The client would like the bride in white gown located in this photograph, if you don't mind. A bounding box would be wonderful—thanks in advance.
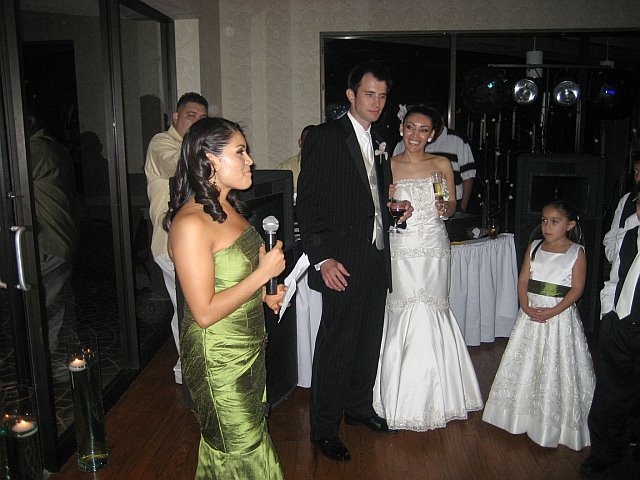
[373,104,483,431]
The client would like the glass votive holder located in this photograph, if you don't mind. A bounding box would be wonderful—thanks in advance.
[1,384,43,479]
[67,335,109,472]
[488,218,500,239]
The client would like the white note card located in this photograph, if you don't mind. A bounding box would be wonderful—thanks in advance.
[278,253,311,322]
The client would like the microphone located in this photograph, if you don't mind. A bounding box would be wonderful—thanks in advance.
[262,216,280,295]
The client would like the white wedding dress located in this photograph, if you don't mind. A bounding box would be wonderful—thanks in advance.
[482,240,595,450]
[373,178,483,431]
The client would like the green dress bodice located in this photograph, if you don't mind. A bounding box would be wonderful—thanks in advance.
[181,226,283,479]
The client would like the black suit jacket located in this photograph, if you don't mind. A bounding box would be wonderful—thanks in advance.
[297,114,392,293]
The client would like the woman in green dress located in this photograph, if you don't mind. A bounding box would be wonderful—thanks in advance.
[164,117,286,479]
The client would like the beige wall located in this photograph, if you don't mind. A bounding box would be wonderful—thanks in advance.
[174,19,202,98]
[147,0,222,116]
[149,0,640,168]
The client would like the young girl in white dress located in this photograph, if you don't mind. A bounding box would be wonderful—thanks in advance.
[482,200,595,450]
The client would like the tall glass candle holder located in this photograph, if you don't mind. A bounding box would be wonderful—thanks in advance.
[0,394,8,480]
[67,336,109,472]
[1,385,42,480]
[0,426,8,480]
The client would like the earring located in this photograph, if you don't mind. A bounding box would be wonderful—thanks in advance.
[400,131,404,137]
[212,170,217,188]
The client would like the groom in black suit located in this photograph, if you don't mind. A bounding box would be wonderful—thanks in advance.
[297,61,410,461]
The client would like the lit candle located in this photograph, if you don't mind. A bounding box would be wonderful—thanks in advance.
[11,419,38,437]
[68,358,87,372]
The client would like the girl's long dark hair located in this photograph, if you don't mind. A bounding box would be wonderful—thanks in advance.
[163,117,249,231]
[545,199,582,244]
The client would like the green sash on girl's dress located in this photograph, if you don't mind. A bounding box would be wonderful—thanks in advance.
[527,279,570,298]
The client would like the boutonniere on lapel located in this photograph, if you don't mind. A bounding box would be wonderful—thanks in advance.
[374,141,388,164]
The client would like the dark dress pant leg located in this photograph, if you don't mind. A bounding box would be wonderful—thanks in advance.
[588,312,640,462]
[310,247,386,441]
[344,249,386,417]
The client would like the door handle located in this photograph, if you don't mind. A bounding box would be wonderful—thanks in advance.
[10,225,31,291]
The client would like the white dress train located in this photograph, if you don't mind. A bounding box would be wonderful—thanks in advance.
[373,178,483,431]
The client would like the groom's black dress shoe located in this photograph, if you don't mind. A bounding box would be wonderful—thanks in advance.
[313,436,351,461]
[579,455,618,476]
[344,413,396,433]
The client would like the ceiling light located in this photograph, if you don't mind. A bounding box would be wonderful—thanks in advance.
[512,78,539,105]
[552,79,580,107]
[590,69,633,119]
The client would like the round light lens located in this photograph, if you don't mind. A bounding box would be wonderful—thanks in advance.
[512,79,538,105]
[553,80,580,106]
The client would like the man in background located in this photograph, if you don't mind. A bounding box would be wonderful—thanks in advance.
[27,102,77,359]
[582,222,640,476]
[276,124,315,195]
[600,154,640,317]
[144,92,208,384]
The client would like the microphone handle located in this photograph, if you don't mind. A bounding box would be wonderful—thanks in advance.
[265,231,278,295]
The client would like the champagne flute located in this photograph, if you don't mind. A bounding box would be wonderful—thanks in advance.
[431,171,448,220]
[388,198,405,234]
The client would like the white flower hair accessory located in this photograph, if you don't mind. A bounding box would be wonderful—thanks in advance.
[375,141,388,163]
[397,104,407,123]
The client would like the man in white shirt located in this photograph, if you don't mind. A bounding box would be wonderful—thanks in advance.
[582,223,640,475]
[600,155,640,317]
[144,92,208,384]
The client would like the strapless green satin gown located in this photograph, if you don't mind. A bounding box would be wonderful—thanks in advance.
[181,227,284,479]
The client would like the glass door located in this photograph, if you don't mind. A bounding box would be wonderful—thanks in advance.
[1,0,174,471]
[117,2,176,366]
[1,1,58,470]
[1,0,127,469]
[0,24,26,407]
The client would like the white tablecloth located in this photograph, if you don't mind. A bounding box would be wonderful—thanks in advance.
[449,233,519,346]
[294,233,519,385]
[294,271,322,387]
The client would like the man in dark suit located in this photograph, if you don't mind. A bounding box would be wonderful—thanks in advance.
[581,221,640,476]
[297,61,410,461]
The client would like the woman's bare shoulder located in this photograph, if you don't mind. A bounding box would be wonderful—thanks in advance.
[169,205,217,249]
[172,203,208,228]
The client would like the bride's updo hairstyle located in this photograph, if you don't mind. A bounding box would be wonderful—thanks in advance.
[402,104,443,138]
[163,117,249,231]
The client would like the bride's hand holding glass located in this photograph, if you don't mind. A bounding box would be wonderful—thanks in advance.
[435,198,451,219]
[431,171,450,220]
[387,199,413,233]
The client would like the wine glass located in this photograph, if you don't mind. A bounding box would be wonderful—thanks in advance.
[388,199,406,233]
[431,171,448,220]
